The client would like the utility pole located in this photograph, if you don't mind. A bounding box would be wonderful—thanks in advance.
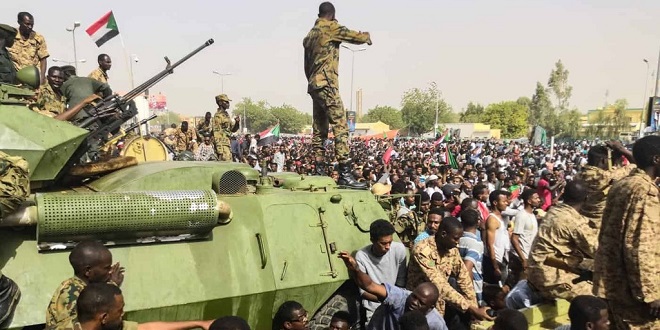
[640,59,650,136]
[655,46,660,97]
[341,45,366,112]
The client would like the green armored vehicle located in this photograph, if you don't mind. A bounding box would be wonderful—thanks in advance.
[0,40,386,330]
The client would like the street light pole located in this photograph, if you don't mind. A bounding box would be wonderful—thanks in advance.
[129,54,139,89]
[65,22,81,71]
[640,59,650,136]
[212,71,232,93]
[341,45,366,112]
[655,46,660,97]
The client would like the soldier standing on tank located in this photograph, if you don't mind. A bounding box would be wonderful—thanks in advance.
[212,94,240,161]
[87,54,111,84]
[0,151,29,325]
[0,24,18,85]
[303,2,371,189]
[7,12,48,85]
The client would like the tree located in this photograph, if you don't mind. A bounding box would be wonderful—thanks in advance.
[152,111,182,128]
[547,59,573,112]
[607,99,631,138]
[362,105,405,129]
[270,104,309,134]
[482,101,529,138]
[459,102,484,123]
[530,82,554,128]
[400,83,453,135]
[233,98,275,133]
[556,109,582,138]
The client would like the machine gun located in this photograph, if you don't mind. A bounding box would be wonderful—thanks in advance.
[59,39,214,179]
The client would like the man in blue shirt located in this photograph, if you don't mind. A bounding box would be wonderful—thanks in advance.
[338,252,448,330]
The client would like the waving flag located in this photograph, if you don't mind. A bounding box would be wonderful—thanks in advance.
[86,11,119,47]
[382,147,394,165]
[258,124,280,146]
[446,148,459,169]
[433,129,450,146]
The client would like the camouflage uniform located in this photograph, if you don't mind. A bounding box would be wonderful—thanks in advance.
[30,82,65,116]
[407,237,478,314]
[45,277,135,330]
[46,276,86,328]
[527,203,597,301]
[162,127,177,148]
[593,169,660,330]
[196,121,213,140]
[7,30,48,70]
[212,110,238,161]
[303,17,371,160]
[174,128,197,153]
[394,206,425,249]
[87,67,108,84]
[576,164,635,226]
[0,151,30,218]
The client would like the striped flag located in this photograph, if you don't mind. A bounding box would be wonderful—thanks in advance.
[86,11,120,47]
[433,129,450,146]
[257,124,280,146]
[446,148,459,169]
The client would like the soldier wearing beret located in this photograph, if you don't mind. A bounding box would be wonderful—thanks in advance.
[212,94,240,161]
[0,24,18,84]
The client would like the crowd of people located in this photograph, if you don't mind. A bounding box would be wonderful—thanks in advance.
[155,120,659,330]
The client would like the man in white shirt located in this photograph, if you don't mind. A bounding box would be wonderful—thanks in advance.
[510,189,541,284]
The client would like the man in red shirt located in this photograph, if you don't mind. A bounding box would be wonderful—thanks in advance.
[537,170,564,211]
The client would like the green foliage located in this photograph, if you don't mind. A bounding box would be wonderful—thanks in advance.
[585,99,631,139]
[152,111,182,128]
[530,82,554,129]
[548,59,573,111]
[556,109,582,139]
[233,98,275,133]
[233,98,310,134]
[362,105,405,129]
[400,83,453,135]
[482,101,529,138]
[270,104,310,134]
[459,102,485,123]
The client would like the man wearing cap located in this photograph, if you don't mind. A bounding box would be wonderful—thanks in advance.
[212,94,240,161]
[8,12,48,84]
[303,2,371,189]
[0,24,18,84]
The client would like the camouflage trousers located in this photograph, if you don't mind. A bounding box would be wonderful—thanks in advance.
[215,144,231,162]
[309,87,349,161]
[0,151,30,218]
[608,302,660,330]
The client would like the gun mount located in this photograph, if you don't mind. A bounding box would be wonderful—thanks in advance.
[61,39,214,180]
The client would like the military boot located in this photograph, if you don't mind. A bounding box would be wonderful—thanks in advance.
[0,275,20,325]
[337,160,367,189]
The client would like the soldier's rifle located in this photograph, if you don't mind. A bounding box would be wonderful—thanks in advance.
[60,39,214,175]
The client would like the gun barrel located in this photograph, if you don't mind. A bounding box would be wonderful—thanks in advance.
[122,39,215,101]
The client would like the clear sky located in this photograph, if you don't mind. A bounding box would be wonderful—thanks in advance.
[4,0,660,117]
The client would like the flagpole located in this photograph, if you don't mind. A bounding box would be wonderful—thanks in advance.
[118,31,134,90]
